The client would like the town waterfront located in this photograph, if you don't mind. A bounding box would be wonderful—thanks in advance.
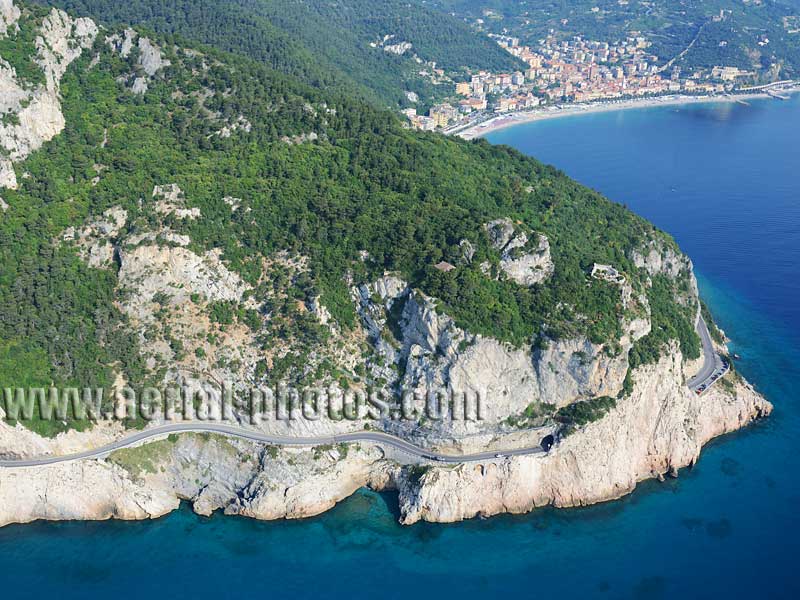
[455,87,799,139]
[1,96,799,599]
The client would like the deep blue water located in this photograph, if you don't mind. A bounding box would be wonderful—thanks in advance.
[2,97,799,599]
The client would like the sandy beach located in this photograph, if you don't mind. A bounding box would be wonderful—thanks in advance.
[454,87,799,140]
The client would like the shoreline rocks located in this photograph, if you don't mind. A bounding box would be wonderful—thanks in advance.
[0,347,771,527]
[395,349,771,524]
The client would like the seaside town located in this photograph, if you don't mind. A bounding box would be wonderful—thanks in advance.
[402,27,761,132]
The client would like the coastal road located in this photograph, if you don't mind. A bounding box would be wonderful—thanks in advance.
[688,315,729,394]
[0,422,548,469]
[0,317,725,469]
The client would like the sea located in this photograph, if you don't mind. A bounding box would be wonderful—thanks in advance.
[1,95,799,599]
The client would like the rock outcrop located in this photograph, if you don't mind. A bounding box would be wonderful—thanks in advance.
[106,28,170,95]
[396,348,771,524]
[0,460,179,527]
[354,272,648,431]
[0,3,97,190]
[224,448,383,520]
[63,206,127,268]
[152,184,201,219]
[0,0,20,37]
[484,218,554,285]
[118,245,247,310]
[632,239,686,279]
[0,159,15,189]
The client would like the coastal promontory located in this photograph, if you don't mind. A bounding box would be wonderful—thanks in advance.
[0,1,771,526]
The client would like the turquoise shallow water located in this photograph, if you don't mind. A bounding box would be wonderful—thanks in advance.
[2,96,799,599]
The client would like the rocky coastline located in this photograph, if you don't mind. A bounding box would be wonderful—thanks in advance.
[0,345,771,527]
[0,1,773,528]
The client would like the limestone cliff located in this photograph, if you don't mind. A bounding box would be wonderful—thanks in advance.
[0,460,178,527]
[0,5,97,190]
[0,0,21,37]
[395,348,770,524]
[484,218,554,286]
[0,344,771,527]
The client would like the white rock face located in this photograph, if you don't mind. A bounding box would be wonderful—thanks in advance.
[65,206,128,268]
[0,0,20,37]
[118,245,247,312]
[137,37,170,76]
[36,8,98,90]
[281,131,317,145]
[106,29,170,95]
[0,7,97,188]
[485,217,515,252]
[130,76,148,95]
[223,196,241,211]
[0,58,27,114]
[535,338,626,407]
[106,28,137,58]
[0,460,179,527]
[217,115,252,139]
[0,158,15,189]
[225,451,381,520]
[447,338,538,419]
[112,236,258,383]
[152,184,201,219]
[484,218,554,285]
[397,348,772,524]
[384,42,413,55]
[355,274,646,429]
[632,239,686,279]
[501,235,553,285]
[4,91,65,158]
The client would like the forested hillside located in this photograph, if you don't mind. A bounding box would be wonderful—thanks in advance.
[0,2,700,435]
[35,0,523,107]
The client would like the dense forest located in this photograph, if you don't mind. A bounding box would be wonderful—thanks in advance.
[35,0,524,108]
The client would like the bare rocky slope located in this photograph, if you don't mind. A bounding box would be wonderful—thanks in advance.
[0,2,772,526]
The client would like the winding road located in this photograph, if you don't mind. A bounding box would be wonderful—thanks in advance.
[0,422,548,468]
[687,315,729,394]
[0,317,723,469]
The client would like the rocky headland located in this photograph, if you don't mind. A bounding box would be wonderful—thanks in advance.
[0,1,772,527]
